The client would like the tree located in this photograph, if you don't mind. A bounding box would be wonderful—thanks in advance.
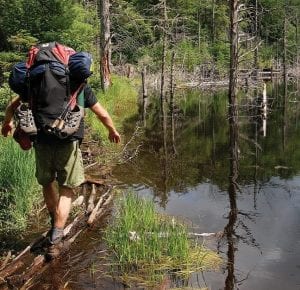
[98,0,112,90]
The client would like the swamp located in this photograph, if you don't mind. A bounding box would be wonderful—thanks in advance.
[1,0,300,289]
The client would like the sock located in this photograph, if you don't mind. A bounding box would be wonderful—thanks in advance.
[50,227,64,245]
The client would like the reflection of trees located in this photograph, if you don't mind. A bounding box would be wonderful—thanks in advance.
[117,84,300,204]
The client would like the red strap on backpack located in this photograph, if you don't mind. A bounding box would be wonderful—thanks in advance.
[26,42,75,68]
[52,43,75,65]
[26,46,40,68]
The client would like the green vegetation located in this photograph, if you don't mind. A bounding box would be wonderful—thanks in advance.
[1,0,299,80]
[104,193,221,287]
[87,75,138,143]
[0,138,40,234]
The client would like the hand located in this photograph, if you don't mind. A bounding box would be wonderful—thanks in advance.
[108,130,121,143]
[1,122,13,137]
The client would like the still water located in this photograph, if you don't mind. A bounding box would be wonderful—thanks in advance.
[113,83,300,290]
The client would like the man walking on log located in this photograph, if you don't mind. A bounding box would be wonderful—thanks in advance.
[1,43,120,259]
[2,87,120,258]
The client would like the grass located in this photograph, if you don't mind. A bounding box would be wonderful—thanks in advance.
[86,74,139,164]
[86,74,138,144]
[0,137,40,234]
[104,193,221,287]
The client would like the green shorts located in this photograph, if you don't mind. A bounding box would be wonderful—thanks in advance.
[34,141,85,188]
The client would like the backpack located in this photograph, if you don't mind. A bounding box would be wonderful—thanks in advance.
[9,42,92,140]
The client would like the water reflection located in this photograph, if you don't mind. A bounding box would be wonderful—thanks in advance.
[224,84,239,290]
[114,83,300,289]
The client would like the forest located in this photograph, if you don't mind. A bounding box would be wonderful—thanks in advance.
[0,0,300,82]
[0,0,300,289]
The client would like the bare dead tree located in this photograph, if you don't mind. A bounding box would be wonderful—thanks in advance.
[160,0,168,106]
[226,4,240,288]
[98,0,112,91]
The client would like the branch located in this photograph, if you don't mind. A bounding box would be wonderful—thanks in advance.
[238,41,262,60]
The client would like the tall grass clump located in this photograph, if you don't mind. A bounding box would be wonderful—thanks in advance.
[86,75,138,145]
[104,193,221,287]
[0,137,40,234]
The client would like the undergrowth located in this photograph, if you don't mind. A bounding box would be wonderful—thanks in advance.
[86,74,139,163]
[104,193,221,287]
[0,137,40,234]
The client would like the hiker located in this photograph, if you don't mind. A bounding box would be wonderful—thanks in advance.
[2,89,120,258]
[1,43,121,259]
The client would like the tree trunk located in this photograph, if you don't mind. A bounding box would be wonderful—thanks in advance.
[228,0,239,124]
[226,1,239,287]
[212,0,216,44]
[254,0,259,70]
[141,67,148,126]
[160,0,168,106]
[98,0,112,91]
[169,51,176,154]
[198,8,201,52]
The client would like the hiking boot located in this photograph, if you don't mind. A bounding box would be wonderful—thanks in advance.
[46,241,64,260]
[45,227,64,260]
[58,105,84,138]
[15,103,37,136]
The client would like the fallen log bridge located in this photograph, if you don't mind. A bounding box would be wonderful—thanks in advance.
[0,183,114,289]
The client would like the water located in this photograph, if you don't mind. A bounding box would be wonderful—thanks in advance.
[2,83,300,290]
[113,83,300,290]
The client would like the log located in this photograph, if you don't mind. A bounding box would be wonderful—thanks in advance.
[87,187,112,225]
[89,195,113,225]
[0,251,11,271]
[72,195,85,207]
[6,230,85,288]
[83,176,106,186]
[1,184,114,288]
[84,161,98,170]
[87,184,96,213]
[0,260,24,282]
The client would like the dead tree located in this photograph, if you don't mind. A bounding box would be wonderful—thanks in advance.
[141,67,148,126]
[98,0,112,91]
[160,0,168,106]
[225,3,240,288]
[229,0,239,121]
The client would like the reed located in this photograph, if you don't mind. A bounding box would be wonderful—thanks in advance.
[104,193,221,287]
[0,137,40,233]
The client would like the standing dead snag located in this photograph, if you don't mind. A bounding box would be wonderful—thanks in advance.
[98,0,112,91]
[141,67,148,126]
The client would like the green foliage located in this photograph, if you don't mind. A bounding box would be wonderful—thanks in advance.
[175,40,201,72]
[104,192,221,286]
[0,84,13,113]
[59,4,98,52]
[1,0,299,73]
[8,30,38,52]
[86,75,138,145]
[0,137,40,233]
[111,0,155,64]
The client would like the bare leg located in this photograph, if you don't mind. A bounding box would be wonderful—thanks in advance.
[54,186,74,229]
[43,181,59,222]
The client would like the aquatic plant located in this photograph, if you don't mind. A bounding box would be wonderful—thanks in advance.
[104,193,221,287]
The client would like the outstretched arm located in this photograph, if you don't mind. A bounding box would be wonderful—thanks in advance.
[1,96,21,137]
[89,102,121,143]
